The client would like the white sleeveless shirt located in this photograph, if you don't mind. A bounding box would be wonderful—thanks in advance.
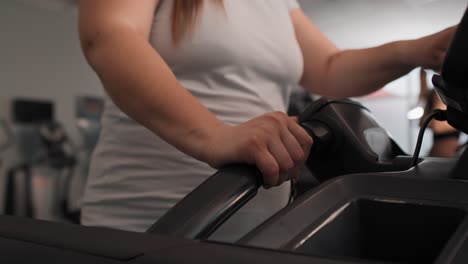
[81,0,303,241]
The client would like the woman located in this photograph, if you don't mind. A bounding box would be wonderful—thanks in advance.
[78,0,456,240]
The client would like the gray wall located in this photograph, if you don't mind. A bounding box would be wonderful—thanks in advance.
[0,0,103,139]
[301,0,467,48]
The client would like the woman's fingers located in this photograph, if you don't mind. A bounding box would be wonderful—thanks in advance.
[287,116,314,159]
[210,112,314,188]
[286,117,314,179]
[279,128,305,179]
[254,149,280,188]
[281,125,305,163]
[253,113,313,187]
[267,140,294,184]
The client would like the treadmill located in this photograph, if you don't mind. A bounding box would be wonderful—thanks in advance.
[1,6,468,264]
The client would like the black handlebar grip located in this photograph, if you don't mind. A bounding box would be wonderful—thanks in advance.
[146,165,262,240]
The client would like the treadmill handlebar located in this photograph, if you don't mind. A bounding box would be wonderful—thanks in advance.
[146,117,330,240]
[146,99,397,239]
[146,164,262,239]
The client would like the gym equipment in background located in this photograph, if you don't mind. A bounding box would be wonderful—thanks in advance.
[4,99,78,223]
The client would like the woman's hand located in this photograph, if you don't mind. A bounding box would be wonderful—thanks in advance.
[201,112,313,188]
[402,26,457,71]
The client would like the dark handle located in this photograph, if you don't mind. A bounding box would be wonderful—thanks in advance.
[146,165,262,240]
[146,113,331,240]
[301,121,332,155]
[146,119,329,240]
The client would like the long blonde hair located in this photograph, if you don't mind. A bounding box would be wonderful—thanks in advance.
[171,0,223,45]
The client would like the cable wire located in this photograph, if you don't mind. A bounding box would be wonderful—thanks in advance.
[412,109,447,167]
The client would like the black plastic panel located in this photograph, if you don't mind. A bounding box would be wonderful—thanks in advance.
[239,158,468,264]
[299,98,408,182]
[297,199,465,263]
[0,215,189,260]
[0,237,121,264]
[432,6,468,134]
[0,215,367,264]
[132,240,362,264]
[442,6,468,112]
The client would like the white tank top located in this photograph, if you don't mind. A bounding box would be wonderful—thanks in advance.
[81,0,303,241]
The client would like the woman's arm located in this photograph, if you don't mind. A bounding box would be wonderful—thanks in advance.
[290,9,456,98]
[79,0,223,161]
[78,0,312,187]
